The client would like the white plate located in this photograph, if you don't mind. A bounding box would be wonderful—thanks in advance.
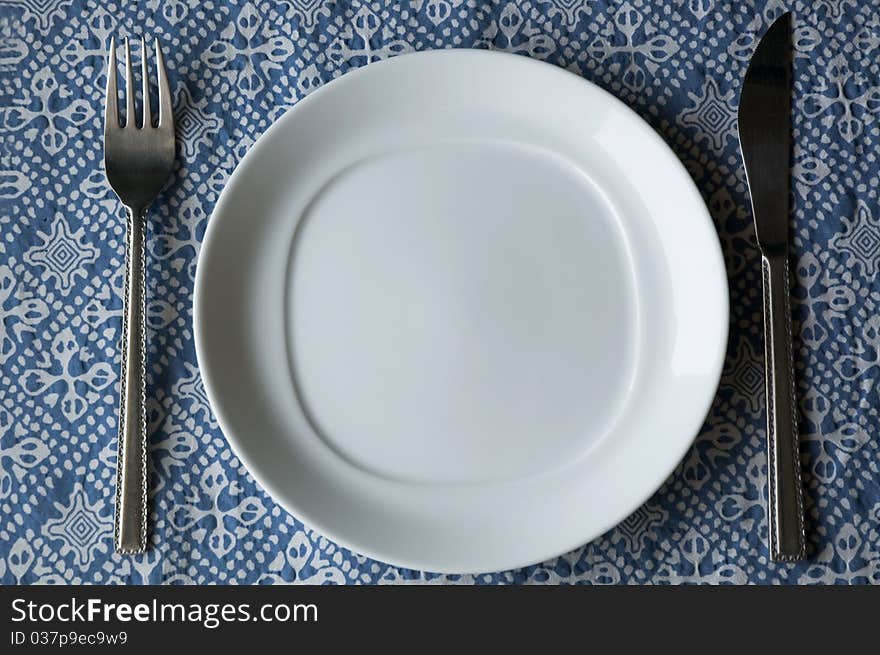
[194,50,728,573]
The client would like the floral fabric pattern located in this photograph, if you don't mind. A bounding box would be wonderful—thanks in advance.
[1,0,878,584]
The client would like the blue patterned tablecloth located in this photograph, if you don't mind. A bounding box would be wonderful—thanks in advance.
[1,0,878,584]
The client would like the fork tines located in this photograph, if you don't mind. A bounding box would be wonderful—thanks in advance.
[104,36,173,132]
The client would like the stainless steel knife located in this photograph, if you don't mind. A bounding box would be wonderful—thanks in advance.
[738,11,806,561]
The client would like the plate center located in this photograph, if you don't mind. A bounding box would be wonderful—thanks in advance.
[287,141,637,484]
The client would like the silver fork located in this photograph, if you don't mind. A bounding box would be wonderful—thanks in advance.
[103,36,175,553]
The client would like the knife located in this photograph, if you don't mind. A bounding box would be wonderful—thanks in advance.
[737,11,806,561]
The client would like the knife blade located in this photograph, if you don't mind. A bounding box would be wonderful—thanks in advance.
[737,11,806,562]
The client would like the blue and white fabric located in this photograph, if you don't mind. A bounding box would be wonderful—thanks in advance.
[0,0,878,584]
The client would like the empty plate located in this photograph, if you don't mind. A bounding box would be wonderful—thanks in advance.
[194,50,728,573]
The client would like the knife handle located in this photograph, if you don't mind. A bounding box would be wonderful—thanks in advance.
[761,251,806,561]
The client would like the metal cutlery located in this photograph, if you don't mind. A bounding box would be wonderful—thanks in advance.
[737,12,806,561]
[103,36,175,553]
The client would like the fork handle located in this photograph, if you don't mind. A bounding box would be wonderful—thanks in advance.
[115,206,148,553]
[761,251,806,561]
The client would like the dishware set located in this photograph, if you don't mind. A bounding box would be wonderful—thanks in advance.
[102,14,804,571]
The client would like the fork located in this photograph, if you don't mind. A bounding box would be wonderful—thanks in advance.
[103,36,175,553]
